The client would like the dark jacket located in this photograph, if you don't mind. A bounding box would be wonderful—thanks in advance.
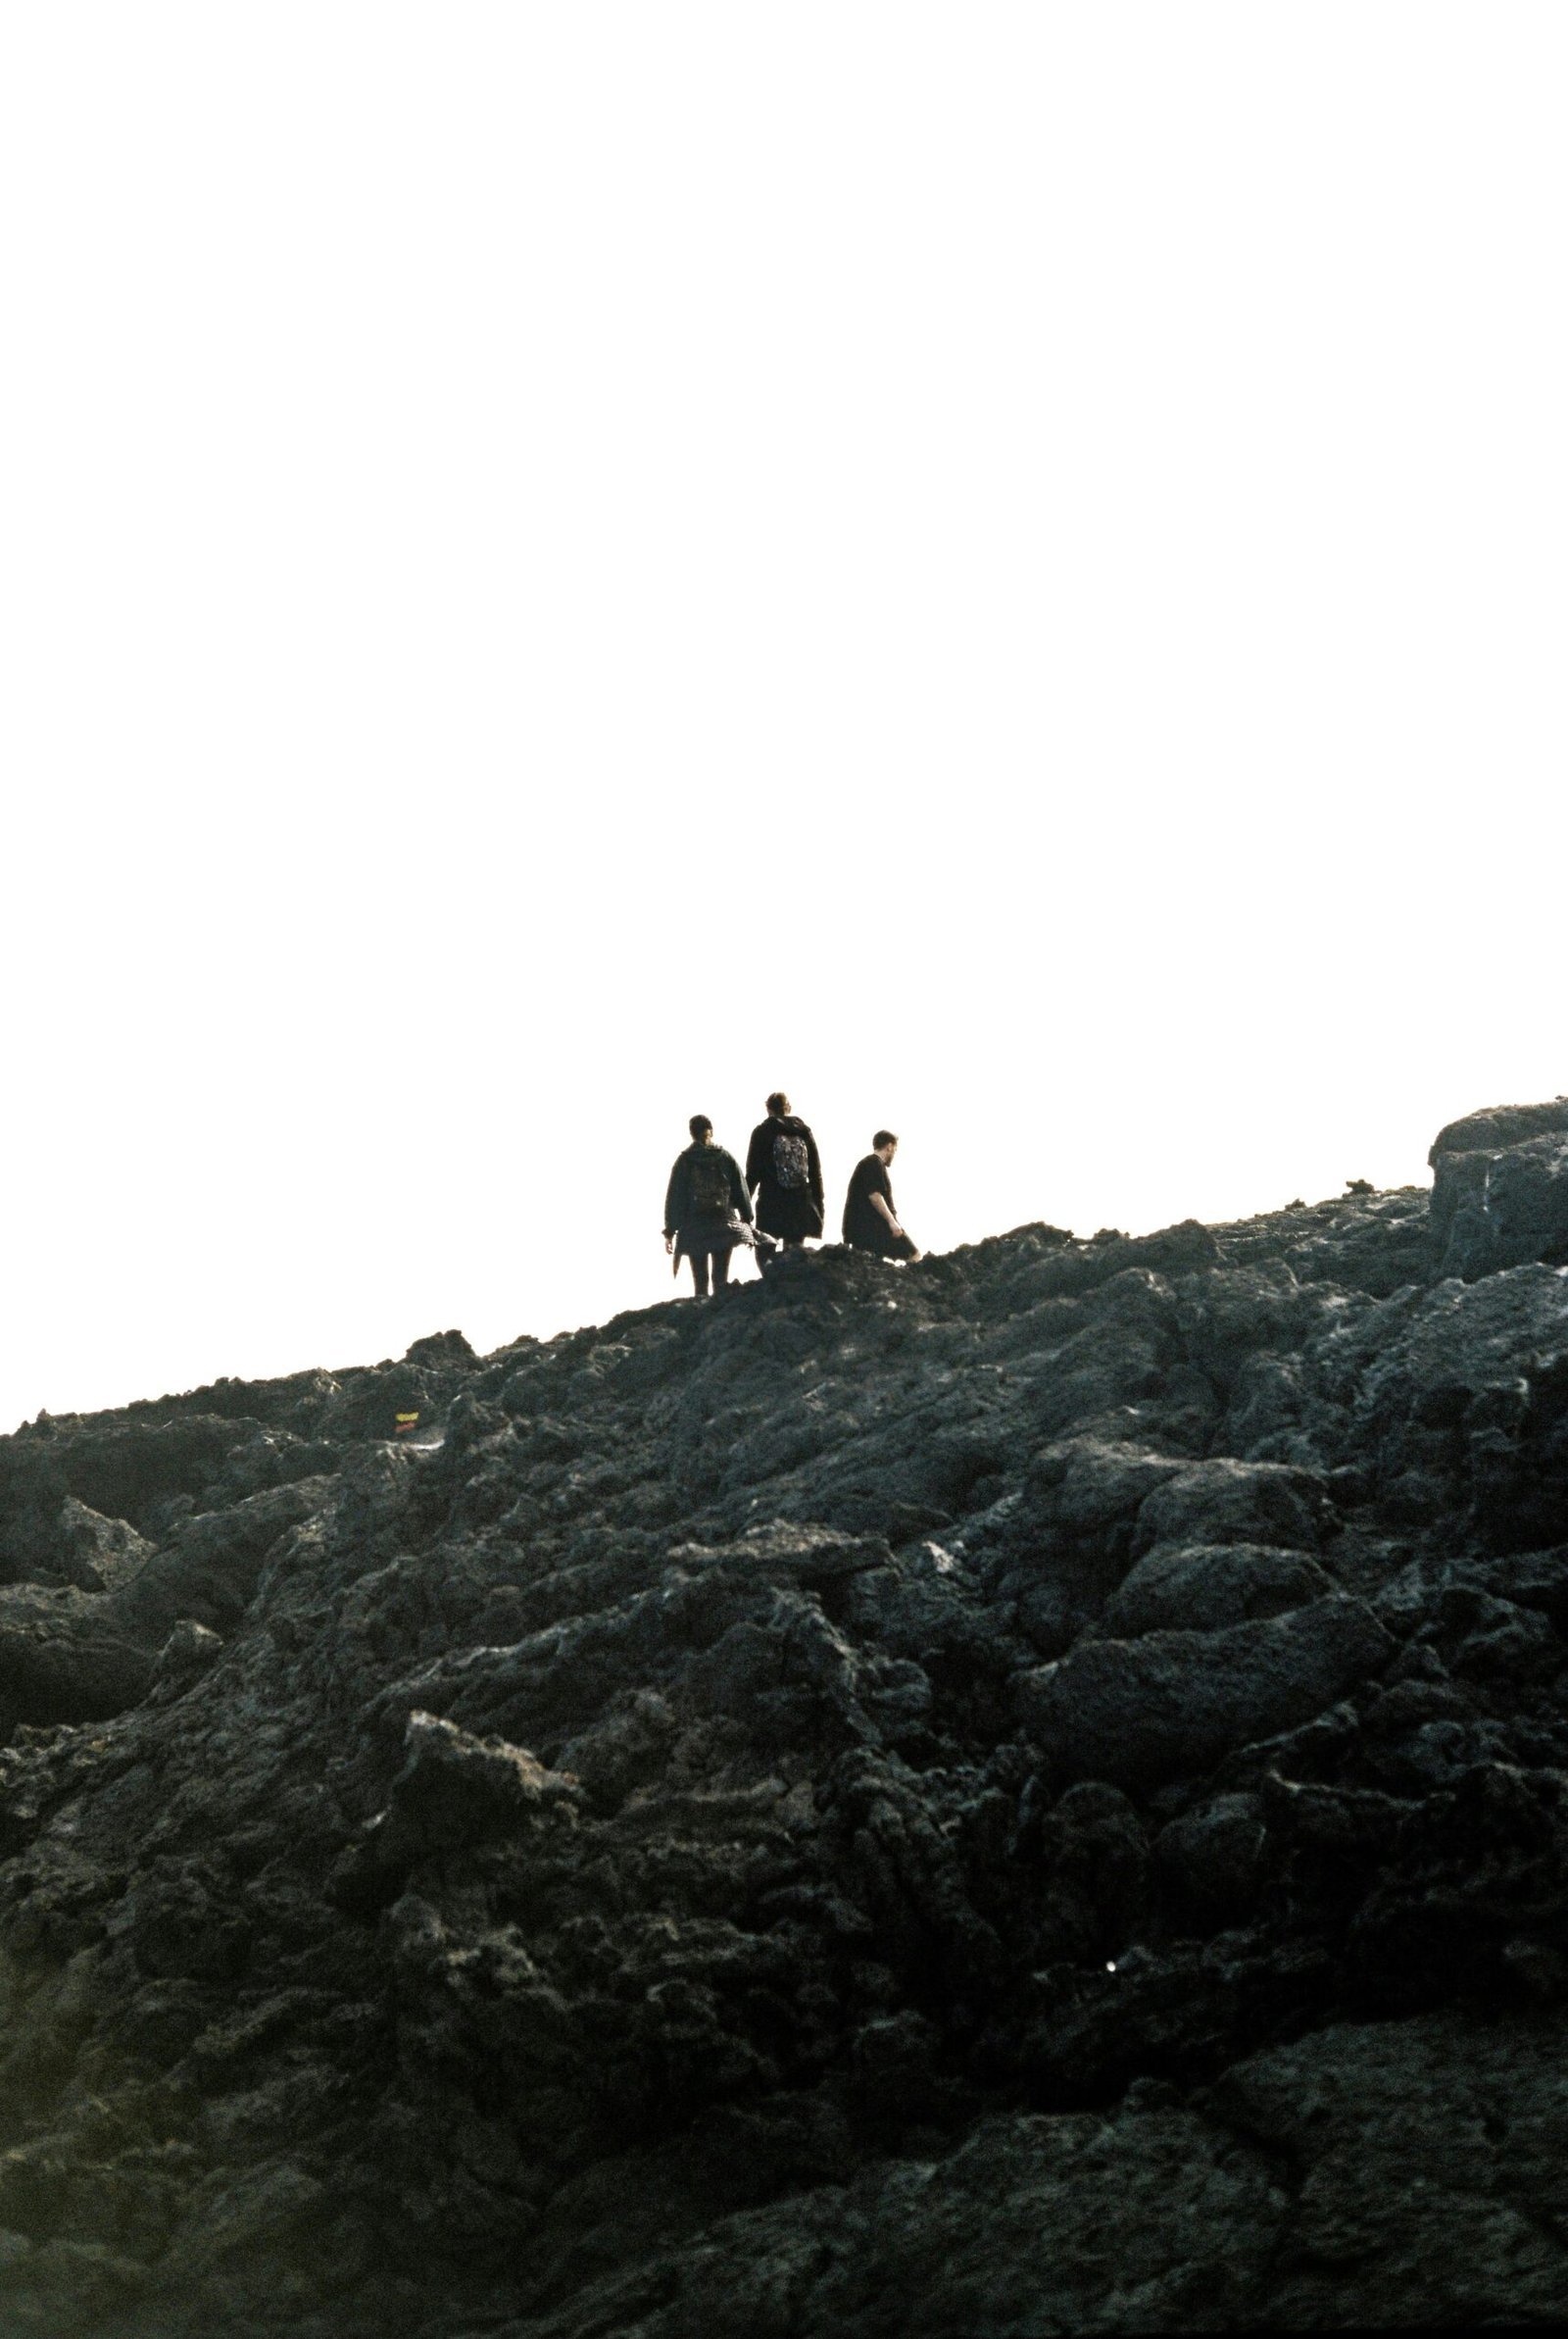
[664,1142,752,1258]
[746,1115,825,1241]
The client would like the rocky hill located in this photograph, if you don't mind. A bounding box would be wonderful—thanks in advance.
[2,1100,1568,2335]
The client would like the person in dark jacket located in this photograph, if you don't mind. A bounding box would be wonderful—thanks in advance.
[664,1116,753,1297]
[843,1130,922,1262]
[746,1092,825,1252]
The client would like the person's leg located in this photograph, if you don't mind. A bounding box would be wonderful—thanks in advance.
[711,1247,732,1293]
[869,1228,920,1264]
[688,1251,711,1297]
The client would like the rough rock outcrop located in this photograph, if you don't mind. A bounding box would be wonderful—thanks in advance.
[0,1117,1567,2333]
[1430,1096,1568,1278]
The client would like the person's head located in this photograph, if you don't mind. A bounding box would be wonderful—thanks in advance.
[873,1129,898,1163]
[765,1091,791,1118]
[689,1115,713,1145]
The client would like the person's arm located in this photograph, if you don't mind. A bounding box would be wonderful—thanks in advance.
[869,1189,905,1237]
[663,1158,685,1247]
[727,1152,754,1222]
[807,1126,824,1212]
[869,1164,904,1236]
[745,1126,765,1198]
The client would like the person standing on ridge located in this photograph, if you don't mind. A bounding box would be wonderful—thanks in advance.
[664,1116,753,1298]
[843,1130,922,1263]
[746,1091,825,1255]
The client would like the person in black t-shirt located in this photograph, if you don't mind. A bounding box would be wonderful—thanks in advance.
[843,1131,921,1262]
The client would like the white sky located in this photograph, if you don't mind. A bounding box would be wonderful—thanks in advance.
[2,5,1565,1431]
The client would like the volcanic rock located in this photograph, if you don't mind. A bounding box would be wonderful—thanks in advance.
[2,1120,1568,2331]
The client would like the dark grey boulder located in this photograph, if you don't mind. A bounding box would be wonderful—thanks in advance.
[1105,1543,1336,1638]
[1020,1439,1186,1565]
[333,1710,582,1909]
[1133,1456,1333,1555]
[1017,1595,1396,1788]
[1432,1097,1568,1161]
[1438,1131,1568,1279]
[1429,1099,1568,1277]
[461,2012,1568,2339]
[1206,2010,1568,2332]
[669,1518,893,1586]
[49,1498,153,1593]
[1153,1790,1270,1921]
[0,1581,157,1731]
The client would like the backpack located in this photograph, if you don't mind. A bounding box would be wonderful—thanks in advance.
[772,1129,810,1191]
[687,1148,731,1216]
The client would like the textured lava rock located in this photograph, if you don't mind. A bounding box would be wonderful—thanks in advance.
[2,1123,1568,2333]
[1105,1544,1336,1637]
[1016,1595,1395,1789]
[1430,1097,1568,1278]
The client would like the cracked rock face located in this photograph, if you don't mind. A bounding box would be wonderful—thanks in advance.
[2,1119,1568,2333]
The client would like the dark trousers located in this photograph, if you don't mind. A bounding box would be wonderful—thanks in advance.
[688,1248,733,1298]
[851,1229,918,1263]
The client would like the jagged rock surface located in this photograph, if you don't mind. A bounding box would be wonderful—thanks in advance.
[2,1119,1568,2332]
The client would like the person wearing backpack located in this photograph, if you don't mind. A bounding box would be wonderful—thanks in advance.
[663,1116,754,1297]
[746,1092,825,1253]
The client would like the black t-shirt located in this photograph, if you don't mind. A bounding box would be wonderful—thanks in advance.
[843,1153,894,1247]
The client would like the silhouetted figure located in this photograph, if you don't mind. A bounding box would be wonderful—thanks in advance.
[664,1116,752,1298]
[746,1091,825,1253]
[843,1130,922,1263]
